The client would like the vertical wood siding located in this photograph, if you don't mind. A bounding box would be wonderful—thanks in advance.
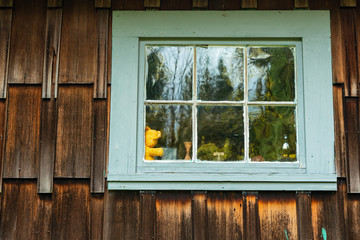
[0,0,359,239]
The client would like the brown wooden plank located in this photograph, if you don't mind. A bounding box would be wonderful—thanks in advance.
[59,0,97,84]
[257,0,293,10]
[145,0,160,8]
[345,98,360,193]
[192,191,208,240]
[208,0,241,10]
[294,0,308,8]
[103,191,140,239]
[0,9,12,98]
[4,86,41,178]
[38,99,57,193]
[90,194,104,240]
[330,0,346,84]
[107,14,112,84]
[91,100,107,193]
[0,101,7,192]
[311,190,346,239]
[258,192,297,240]
[340,0,356,7]
[243,192,260,240]
[140,191,156,240]
[55,85,92,178]
[309,0,329,10]
[343,181,360,239]
[0,180,19,239]
[242,0,257,8]
[47,0,62,7]
[193,0,208,8]
[156,191,192,240]
[206,192,243,240]
[333,84,347,177]
[160,0,192,10]
[111,0,144,10]
[42,8,62,99]
[341,8,358,97]
[36,194,53,240]
[296,192,313,240]
[0,0,12,7]
[95,0,111,8]
[52,179,90,240]
[94,9,109,99]
[8,0,46,84]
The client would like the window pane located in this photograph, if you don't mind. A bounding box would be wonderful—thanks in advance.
[146,46,193,100]
[197,106,244,161]
[197,47,244,101]
[248,47,295,102]
[249,106,296,162]
[146,105,192,160]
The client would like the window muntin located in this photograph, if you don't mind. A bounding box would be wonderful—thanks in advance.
[143,42,298,163]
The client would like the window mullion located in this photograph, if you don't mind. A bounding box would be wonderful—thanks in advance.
[244,47,249,163]
[193,46,197,162]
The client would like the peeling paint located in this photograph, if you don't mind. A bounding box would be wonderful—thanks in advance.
[322,228,327,240]
[284,229,289,240]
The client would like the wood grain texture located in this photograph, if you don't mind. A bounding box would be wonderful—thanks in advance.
[342,179,360,240]
[59,0,97,84]
[0,0,12,7]
[47,0,62,7]
[4,86,41,178]
[208,0,241,10]
[52,179,90,240]
[140,191,156,240]
[38,99,57,193]
[42,8,62,99]
[193,0,208,8]
[294,0,308,8]
[0,9,11,98]
[0,101,6,192]
[192,191,208,240]
[340,0,356,7]
[8,0,46,84]
[341,8,358,96]
[90,194,104,240]
[111,0,144,10]
[156,191,192,240]
[242,0,257,9]
[345,98,360,193]
[333,84,347,177]
[207,192,243,240]
[95,0,111,8]
[243,192,260,240]
[258,192,297,240]
[94,9,109,98]
[160,0,192,10]
[144,0,160,8]
[296,192,313,239]
[103,191,140,239]
[55,85,92,178]
[91,100,107,193]
[308,0,330,10]
[257,0,293,10]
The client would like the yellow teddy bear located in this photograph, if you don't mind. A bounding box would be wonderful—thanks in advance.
[145,126,164,160]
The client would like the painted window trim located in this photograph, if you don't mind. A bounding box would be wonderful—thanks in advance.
[108,11,336,191]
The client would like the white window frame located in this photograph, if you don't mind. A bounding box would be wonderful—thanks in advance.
[108,11,336,191]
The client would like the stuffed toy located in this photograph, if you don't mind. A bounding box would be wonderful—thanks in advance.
[145,126,164,160]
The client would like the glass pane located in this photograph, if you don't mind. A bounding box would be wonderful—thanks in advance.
[145,46,193,101]
[197,46,244,101]
[249,106,296,162]
[197,106,244,161]
[146,105,192,160]
[248,47,295,102]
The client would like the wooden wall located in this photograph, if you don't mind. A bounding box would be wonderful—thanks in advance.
[0,0,359,239]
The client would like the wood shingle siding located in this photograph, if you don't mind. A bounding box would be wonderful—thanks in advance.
[0,0,359,238]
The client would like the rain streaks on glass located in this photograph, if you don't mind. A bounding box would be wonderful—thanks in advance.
[145,44,297,162]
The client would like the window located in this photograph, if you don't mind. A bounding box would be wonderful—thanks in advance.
[108,11,336,190]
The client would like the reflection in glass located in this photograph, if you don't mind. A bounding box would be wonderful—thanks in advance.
[197,47,244,101]
[248,47,295,102]
[197,106,244,161]
[145,46,193,101]
[249,106,296,162]
[146,105,192,160]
